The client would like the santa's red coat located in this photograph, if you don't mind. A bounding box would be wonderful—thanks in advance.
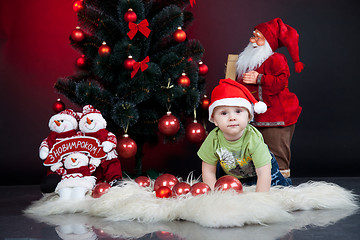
[239,53,301,127]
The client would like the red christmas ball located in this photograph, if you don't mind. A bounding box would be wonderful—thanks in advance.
[172,182,191,197]
[98,42,111,57]
[52,99,65,113]
[124,56,136,70]
[201,95,210,109]
[117,134,137,158]
[71,27,85,42]
[177,73,190,87]
[173,27,186,43]
[190,182,211,196]
[198,61,209,75]
[135,176,151,187]
[186,121,206,143]
[214,175,243,193]
[158,112,180,136]
[156,186,172,198]
[93,228,110,238]
[155,231,175,240]
[154,173,179,191]
[124,8,137,22]
[76,55,87,69]
[73,0,84,12]
[92,182,111,198]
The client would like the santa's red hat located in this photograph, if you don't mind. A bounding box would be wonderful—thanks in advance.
[255,18,304,73]
[208,79,267,123]
[48,109,79,129]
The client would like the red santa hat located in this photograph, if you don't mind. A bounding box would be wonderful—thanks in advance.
[254,18,304,73]
[49,109,79,129]
[208,79,267,123]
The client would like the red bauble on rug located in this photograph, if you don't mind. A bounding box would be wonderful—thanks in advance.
[172,182,191,197]
[156,186,172,198]
[190,182,211,196]
[92,182,111,198]
[135,176,151,188]
[214,175,243,193]
[154,173,179,191]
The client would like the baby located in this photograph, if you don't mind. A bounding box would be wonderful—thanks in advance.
[198,79,291,192]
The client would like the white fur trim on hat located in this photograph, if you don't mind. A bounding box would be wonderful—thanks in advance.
[254,101,267,114]
[208,98,253,123]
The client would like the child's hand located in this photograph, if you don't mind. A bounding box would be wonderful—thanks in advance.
[242,71,259,84]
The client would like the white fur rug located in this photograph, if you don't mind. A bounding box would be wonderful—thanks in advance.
[27,208,358,240]
[24,180,358,228]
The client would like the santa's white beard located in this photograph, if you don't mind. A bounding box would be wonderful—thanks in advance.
[236,40,273,78]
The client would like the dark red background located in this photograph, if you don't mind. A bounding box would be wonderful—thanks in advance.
[1,0,359,185]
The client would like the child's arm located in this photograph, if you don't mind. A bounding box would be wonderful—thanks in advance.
[202,161,217,190]
[255,163,271,192]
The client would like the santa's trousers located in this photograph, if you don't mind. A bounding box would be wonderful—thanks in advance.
[257,124,296,175]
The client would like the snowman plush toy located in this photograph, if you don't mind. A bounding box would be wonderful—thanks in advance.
[78,105,123,186]
[51,152,98,200]
[39,109,80,193]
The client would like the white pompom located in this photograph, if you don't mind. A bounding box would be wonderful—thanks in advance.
[254,101,267,114]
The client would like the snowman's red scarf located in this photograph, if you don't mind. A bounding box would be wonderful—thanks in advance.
[66,166,91,176]
[83,129,109,143]
[47,130,78,149]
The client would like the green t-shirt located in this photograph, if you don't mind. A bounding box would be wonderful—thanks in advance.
[197,124,271,179]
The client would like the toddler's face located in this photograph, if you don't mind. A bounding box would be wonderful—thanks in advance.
[212,106,250,141]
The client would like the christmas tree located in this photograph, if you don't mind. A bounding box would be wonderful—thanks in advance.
[55,0,208,175]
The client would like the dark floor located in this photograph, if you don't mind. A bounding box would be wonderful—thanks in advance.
[0,177,359,240]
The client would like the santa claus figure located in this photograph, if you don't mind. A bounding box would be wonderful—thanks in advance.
[78,105,123,186]
[39,109,80,193]
[236,18,304,178]
[51,152,98,200]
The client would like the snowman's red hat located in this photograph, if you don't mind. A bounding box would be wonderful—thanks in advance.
[79,105,106,126]
[208,79,267,123]
[49,109,79,129]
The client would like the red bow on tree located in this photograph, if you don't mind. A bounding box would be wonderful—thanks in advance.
[127,19,151,40]
[131,56,150,78]
[190,0,196,7]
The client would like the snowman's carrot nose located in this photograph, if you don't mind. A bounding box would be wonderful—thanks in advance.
[54,120,61,126]
[71,158,76,163]
[87,117,92,125]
